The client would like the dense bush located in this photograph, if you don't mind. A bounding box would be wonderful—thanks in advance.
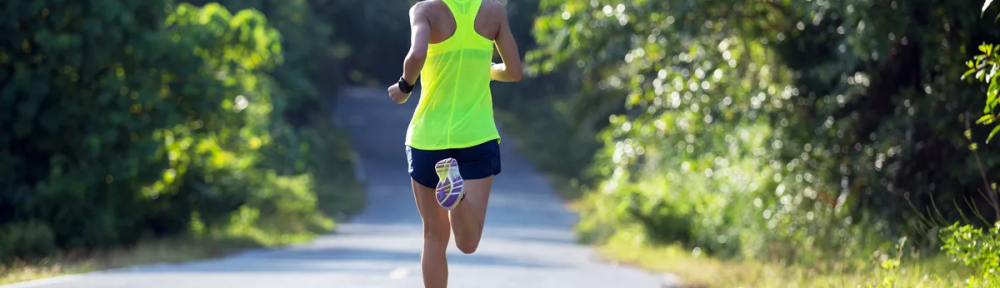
[520,0,1000,268]
[0,0,362,262]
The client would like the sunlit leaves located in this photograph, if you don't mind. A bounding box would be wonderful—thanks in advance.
[966,43,1000,142]
[940,222,1000,287]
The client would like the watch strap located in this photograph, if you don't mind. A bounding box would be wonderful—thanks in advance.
[398,77,414,94]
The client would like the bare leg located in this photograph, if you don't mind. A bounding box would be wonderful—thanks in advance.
[450,177,493,254]
[412,179,450,288]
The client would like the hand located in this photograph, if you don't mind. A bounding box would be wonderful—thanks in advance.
[387,83,410,104]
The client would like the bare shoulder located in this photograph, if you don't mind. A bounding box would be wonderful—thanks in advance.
[480,0,507,17]
[409,1,439,17]
[410,0,448,13]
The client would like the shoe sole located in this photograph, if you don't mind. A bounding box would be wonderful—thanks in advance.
[435,158,465,210]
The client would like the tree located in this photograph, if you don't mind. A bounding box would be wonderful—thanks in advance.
[528,0,1000,263]
[0,0,348,261]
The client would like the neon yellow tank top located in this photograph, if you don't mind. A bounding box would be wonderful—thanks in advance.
[405,0,500,150]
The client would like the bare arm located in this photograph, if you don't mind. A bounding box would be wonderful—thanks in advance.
[490,7,522,82]
[403,4,431,86]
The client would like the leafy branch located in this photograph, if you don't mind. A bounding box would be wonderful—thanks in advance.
[963,44,1000,142]
[960,0,1000,222]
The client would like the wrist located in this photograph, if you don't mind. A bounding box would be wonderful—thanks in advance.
[397,77,414,94]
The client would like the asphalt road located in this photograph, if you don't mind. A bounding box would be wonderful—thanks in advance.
[3,87,674,288]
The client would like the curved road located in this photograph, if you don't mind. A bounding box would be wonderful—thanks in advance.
[3,87,674,288]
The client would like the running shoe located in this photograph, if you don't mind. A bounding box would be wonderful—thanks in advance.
[434,157,466,210]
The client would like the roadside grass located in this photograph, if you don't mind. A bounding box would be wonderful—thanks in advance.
[551,169,976,288]
[597,236,972,288]
[1,234,269,285]
[549,168,979,288]
[0,207,343,286]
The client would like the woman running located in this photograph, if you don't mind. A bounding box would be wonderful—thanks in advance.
[386,0,522,287]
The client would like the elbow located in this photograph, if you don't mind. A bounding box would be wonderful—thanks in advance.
[511,70,522,82]
[508,67,523,82]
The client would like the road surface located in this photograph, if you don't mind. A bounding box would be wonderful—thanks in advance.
[3,87,675,288]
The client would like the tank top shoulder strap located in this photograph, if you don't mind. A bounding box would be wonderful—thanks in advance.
[440,0,481,30]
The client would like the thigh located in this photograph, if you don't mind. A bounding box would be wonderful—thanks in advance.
[407,146,452,188]
[452,139,501,180]
[451,140,499,232]
[412,179,451,239]
[457,177,493,231]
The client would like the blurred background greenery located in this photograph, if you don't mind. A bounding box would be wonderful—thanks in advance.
[500,0,1000,286]
[0,0,368,280]
[2,0,1000,287]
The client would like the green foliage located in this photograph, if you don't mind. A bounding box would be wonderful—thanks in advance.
[968,0,1000,147]
[181,0,338,127]
[0,0,362,263]
[940,222,1000,287]
[0,221,56,260]
[965,43,1000,142]
[521,0,1000,273]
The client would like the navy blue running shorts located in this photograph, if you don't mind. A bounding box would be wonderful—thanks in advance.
[406,139,502,189]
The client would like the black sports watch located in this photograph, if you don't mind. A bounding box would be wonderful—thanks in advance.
[397,77,414,94]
